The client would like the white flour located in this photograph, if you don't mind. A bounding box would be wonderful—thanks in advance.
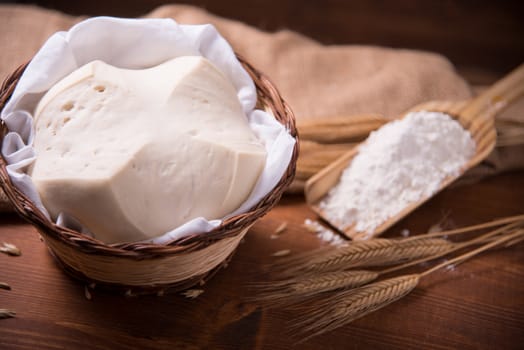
[320,111,475,238]
[304,219,346,246]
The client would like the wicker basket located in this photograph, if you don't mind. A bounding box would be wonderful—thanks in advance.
[0,55,299,295]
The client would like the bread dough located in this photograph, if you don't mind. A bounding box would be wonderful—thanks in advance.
[30,56,266,243]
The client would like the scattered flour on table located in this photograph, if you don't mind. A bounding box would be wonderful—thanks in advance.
[320,111,475,238]
[304,219,347,246]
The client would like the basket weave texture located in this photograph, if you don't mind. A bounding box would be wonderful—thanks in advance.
[0,55,299,294]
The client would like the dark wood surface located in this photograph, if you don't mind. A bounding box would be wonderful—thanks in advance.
[1,171,523,349]
[1,1,524,349]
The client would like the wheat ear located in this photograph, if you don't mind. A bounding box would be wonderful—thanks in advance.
[292,274,420,341]
[279,216,524,276]
[255,238,448,307]
[254,222,521,310]
[251,270,379,306]
[291,229,524,341]
[380,221,522,274]
[277,237,452,276]
[255,227,504,307]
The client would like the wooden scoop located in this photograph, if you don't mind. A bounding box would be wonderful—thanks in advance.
[305,63,524,240]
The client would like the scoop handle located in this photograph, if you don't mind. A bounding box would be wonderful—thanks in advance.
[461,63,524,120]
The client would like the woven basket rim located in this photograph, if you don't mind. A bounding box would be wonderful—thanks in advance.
[0,54,299,259]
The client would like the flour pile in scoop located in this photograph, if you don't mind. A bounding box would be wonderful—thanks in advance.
[320,111,475,238]
[29,56,267,244]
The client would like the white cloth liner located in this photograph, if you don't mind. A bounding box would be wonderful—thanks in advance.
[0,17,295,244]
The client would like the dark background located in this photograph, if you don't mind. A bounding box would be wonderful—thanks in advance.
[5,0,524,81]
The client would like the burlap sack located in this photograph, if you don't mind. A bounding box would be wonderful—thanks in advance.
[0,4,472,119]
[0,4,522,210]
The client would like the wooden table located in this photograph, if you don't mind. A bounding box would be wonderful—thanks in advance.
[1,1,523,349]
[1,171,523,349]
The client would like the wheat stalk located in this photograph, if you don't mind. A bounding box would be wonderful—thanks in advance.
[256,225,508,306]
[255,221,521,311]
[420,228,523,277]
[290,229,524,341]
[292,270,378,294]
[504,234,524,247]
[402,214,524,241]
[292,274,420,341]
[252,270,379,306]
[293,116,524,186]
[278,216,524,276]
[495,118,524,147]
[380,221,523,275]
[278,237,453,276]
[256,238,449,306]
[261,221,519,306]
[297,114,387,144]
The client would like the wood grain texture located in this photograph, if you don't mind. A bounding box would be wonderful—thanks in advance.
[1,171,523,349]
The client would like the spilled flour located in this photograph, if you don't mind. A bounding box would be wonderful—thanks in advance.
[320,111,475,238]
[304,219,346,246]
